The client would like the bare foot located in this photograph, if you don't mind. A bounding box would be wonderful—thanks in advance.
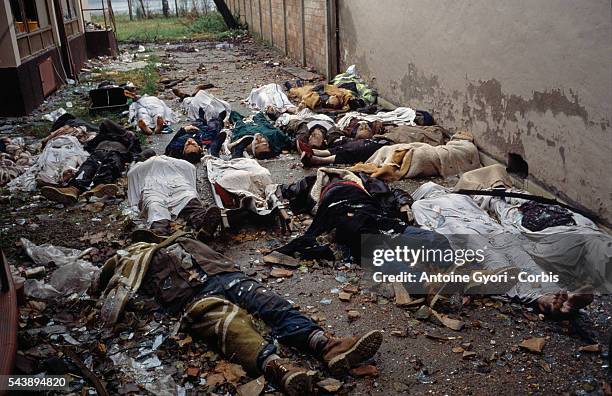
[138,119,153,135]
[154,117,165,134]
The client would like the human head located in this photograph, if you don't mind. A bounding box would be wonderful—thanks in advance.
[355,122,373,140]
[327,95,341,109]
[183,138,203,164]
[265,105,281,121]
[308,127,325,149]
[249,133,272,158]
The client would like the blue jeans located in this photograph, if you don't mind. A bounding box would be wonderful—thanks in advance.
[196,272,322,363]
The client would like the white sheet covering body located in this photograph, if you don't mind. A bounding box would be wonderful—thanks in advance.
[183,90,231,121]
[129,95,177,127]
[127,156,199,225]
[206,156,279,215]
[337,107,417,130]
[248,83,296,112]
[411,182,612,301]
[8,135,89,192]
[275,108,335,131]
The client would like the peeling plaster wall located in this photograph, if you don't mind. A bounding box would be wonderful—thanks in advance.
[338,0,612,224]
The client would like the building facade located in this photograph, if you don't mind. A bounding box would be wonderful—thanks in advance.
[0,0,88,116]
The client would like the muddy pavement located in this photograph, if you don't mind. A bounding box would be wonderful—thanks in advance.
[1,36,611,395]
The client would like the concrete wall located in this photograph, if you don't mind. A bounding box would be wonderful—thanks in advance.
[229,0,612,224]
[230,0,328,75]
[337,0,612,224]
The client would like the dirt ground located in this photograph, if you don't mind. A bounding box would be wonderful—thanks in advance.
[1,36,610,395]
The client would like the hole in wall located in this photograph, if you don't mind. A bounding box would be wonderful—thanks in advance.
[507,153,528,178]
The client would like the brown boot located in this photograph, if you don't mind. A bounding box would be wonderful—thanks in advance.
[41,185,80,204]
[263,358,317,396]
[82,184,118,200]
[195,206,222,242]
[321,330,383,376]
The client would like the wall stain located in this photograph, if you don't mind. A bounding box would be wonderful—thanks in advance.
[468,79,590,124]
[400,63,440,103]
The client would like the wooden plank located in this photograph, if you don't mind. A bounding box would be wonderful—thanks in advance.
[392,283,412,307]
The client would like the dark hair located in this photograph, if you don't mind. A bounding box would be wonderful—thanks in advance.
[184,151,203,164]
[138,149,157,161]
[255,150,276,160]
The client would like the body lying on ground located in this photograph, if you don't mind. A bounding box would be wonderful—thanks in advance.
[350,130,480,181]
[278,168,413,260]
[127,155,222,242]
[129,95,176,135]
[275,108,344,149]
[164,111,227,163]
[288,84,359,113]
[248,83,297,118]
[228,111,291,159]
[44,113,98,147]
[299,137,394,167]
[206,156,281,216]
[183,90,231,122]
[40,119,142,204]
[409,169,610,318]
[98,233,384,395]
[0,137,35,186]
[279,165,605,319]
[8,135,89,192]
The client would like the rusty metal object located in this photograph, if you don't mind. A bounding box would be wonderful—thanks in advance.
[0,250,18,395]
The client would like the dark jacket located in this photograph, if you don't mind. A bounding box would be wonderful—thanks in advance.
[85,119,142,161]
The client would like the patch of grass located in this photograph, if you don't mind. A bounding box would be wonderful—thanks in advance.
[17,121,52,139]
[96,12,241,43]
[84,58,162,96]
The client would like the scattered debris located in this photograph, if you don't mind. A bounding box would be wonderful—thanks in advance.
[237,376,265,396]
[262,251,299,267]
[350,364,379,377]
[269,268,294,278]
[519,337,546,354]
[338,291,352,302]
[578,344,602,353]
[317,378,343,393]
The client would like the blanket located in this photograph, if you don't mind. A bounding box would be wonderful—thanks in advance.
[351,131,480,181]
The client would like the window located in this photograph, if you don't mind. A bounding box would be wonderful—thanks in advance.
[10,0,51,34]
[10,0,25,34]
[61,0,81,37]
[61,0,78,21]
[10,0,55,59]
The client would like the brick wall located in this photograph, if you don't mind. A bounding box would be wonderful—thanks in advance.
[251,0,261,37]
[260,0,272,42]
[228,0,329,76]
[270,0,285,51]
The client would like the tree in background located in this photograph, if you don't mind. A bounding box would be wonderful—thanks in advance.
[212,0,237,28]
[162,0,170,16]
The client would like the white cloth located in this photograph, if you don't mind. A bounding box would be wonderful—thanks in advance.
[127,156,199,225]
[183,90,231,121]
[8,136,89,192]
[129,95,176,128]
[337,107,417,131]
[206,156,279,215]
[411,182,612,301]
[275,108,335,131]
[248,83,296,112]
